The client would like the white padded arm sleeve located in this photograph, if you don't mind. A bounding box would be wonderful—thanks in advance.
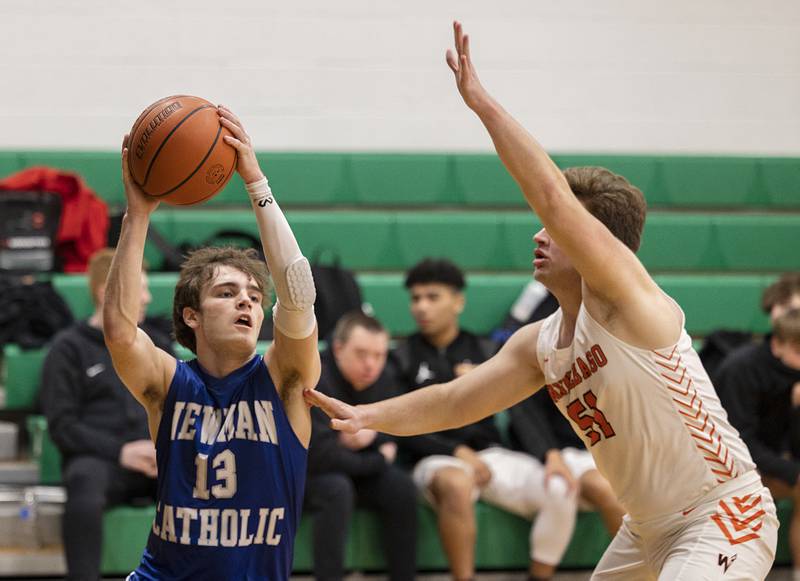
[246,177,316,340]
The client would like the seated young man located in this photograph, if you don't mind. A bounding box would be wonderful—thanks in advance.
[305,312,417,581]
[393,258,578,581]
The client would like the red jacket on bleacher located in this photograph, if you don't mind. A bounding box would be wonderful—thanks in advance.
[0,166,109,272]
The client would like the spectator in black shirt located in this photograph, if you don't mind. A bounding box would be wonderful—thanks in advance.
[717,307,800,576]
[40,248,172,581]
[394,258,577,581]
[305,312,417,581]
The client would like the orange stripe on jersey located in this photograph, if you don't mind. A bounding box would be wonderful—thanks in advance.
[655,354,682,372]
[711,496,765,545]
[653,347,738,484]
[652,345,679,361]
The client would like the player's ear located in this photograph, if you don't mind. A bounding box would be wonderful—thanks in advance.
[183,306,200,329]
[455,290,466,315]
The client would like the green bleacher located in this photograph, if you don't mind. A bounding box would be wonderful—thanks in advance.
[2,151,798,209]
[2,151,798,574]
[139,209,800,272]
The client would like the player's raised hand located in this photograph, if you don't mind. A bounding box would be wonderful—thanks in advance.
[218,105,264,184]
[446,21,491,112]
[121,134,160,217]
[304,389,365,433]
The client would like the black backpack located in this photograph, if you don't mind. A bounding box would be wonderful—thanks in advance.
[0,274,74,349]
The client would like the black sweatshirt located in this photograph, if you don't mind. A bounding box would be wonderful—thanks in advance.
[307,349,400,477]
[508,388,584,461]
[39,319,173,464]
[393,330,502,462]
[716,336,800,487]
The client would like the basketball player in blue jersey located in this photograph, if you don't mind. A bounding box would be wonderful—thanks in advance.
[104,106,320,580]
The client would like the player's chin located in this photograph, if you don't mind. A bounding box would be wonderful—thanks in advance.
[225,329,259,351]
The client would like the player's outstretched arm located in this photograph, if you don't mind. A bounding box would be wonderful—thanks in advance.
[305,322,545,436]
[218,107,321,396]
[447,22,669,336]
[104,137,177,420]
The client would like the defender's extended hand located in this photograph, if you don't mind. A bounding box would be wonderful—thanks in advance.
[304,389,365,434]
[445,21,491,112]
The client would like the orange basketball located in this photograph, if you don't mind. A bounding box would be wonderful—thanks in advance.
[128,95,237,206]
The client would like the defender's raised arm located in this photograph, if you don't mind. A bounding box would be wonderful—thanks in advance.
[446,21,678,348]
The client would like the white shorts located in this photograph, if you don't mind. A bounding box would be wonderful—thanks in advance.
[591,472,778,581]
[561,447,597,481]
[412,447,571,519]
[413,446,580,565]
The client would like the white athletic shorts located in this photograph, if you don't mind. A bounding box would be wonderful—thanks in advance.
[413,446,570,518]
[591,471,778,581]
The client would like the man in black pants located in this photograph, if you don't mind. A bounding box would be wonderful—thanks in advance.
[39,248,172,580]
[305,312,417,581]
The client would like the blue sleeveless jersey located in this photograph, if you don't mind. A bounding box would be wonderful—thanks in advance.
[130,355,307,581]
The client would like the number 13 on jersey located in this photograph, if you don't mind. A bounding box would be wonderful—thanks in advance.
[194,450,237,499]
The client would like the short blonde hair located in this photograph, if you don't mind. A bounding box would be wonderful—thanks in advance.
[87,248,149,307]
[87,248,116,306]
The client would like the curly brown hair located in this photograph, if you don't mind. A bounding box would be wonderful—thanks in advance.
[563,167,647,252]
[173,246,271,353]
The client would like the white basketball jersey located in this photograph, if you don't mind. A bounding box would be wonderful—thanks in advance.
[536,301,755,521]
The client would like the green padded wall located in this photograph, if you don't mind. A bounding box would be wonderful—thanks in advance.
[3,151,798,208]
[4,345,46,409]
[127,209,800,272]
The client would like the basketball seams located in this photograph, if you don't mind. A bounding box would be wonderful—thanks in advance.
[128,94,190,184]
[171,150,238,206]
[149,123,230,199]
[142,103,215,190]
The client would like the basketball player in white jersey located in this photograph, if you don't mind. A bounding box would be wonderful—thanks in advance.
[305,22,779,580]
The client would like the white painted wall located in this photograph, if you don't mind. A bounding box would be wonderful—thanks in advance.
[2,0,798,153]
